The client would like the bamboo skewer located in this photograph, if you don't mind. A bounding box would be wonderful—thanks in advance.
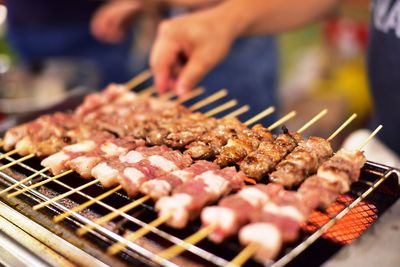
[33,178,100,210]
[138,86,155,97]
[160,91,176,101]
[189,89,228,111]
[204,100,238,117]
[227,242,259,267]
[124,70,152,91]
[157,224,217,260]
[53,185,122,223]
[297,109,328,133]
[228,122,380,267]
[327,113,357,142]
[0,167,50,195]
[244,106,275,126]
[0,154,35,172]
[77,195,150,236]
[0,149,19,161]
[358,125,383,151]
[7,170,73,198]
[107,212,172,255]
[223,105,250,119]
[176,87,205,104]
[267,111,297,131]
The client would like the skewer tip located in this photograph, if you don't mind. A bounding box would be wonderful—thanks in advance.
[267,110,297,131]
[158,224,217,260]
[327,113,358,142]
[297,109,328,134]
[108,212,172,255]
[77,194,150,236]
[357,124,383,151]
[223,105,250,119]
[189,89,229,111]
[124,70,152,91]
[204,99,238,117]
[176,87,205,104]
[244,106,275,126]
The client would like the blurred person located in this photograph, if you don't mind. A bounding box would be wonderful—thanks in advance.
[3,0,142,87]
[150,0,400,155]
[93,0,278,125]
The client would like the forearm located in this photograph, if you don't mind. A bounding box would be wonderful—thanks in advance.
[213,0,340,37]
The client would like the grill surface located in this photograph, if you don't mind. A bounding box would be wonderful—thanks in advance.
[0,151,399,267]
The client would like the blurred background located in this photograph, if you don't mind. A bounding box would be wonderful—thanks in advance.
[0,0,394,164]
[279,0,370,146]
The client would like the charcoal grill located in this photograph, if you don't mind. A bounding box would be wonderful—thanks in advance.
[0,150,399,267]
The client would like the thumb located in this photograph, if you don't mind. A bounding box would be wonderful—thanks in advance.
[175,47,224,95]
[151,37,180,94]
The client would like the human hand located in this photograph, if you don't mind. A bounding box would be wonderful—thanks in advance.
[150,8,237,95]
[91,0,143,44]
[161,0,223,8]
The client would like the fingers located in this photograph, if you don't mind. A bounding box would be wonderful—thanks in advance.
[175,48,220,95]
[150,23,181,94]
[91,7,125,43]
[90,1,142,44]
[162,0,222,8]
[151,8,232,96]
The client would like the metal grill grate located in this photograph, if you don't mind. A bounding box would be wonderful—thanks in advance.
[0,151,399,267]
[304,195,378,244]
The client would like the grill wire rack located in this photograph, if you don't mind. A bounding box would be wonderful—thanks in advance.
[0,150,399,267]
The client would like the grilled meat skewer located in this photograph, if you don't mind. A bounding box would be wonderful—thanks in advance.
[155,167,246,228]
[139,161,220,200]
[239,149,366,262]
[41,136,144,176]
[269,136,333,188]
[240,128,303,180]
[201,183,283,243]
[299,148,366,208]
[91,145,193,193]
[214,124,274,167]
[184,117,246,160]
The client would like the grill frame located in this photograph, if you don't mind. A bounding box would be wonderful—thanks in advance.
[0,152,399,267]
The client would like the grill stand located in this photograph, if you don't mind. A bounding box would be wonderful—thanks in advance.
[0,200,110,267]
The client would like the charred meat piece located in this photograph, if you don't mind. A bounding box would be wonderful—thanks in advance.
[270,136,333,188]
[298,149,366,208]
[214,124,274,167]
[185,117,244,160]
[12,112,99,156]
[240,132,303,180]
